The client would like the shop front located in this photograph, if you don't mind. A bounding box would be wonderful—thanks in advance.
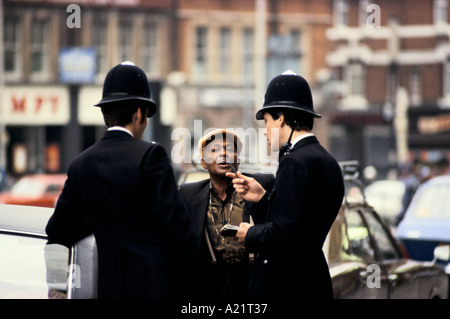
[2,85,69,176]
[408,106,450,172]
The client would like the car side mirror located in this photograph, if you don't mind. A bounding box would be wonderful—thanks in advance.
[434,245,450,262]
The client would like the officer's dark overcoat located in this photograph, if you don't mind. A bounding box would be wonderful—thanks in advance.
[46,130,201,298]
[245,136,345,299]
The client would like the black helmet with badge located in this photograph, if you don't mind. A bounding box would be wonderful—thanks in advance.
[255,70,321,120]
[94,61,157,118]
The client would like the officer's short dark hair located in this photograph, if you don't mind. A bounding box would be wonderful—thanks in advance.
[101,101,148,127]
[266,109,314,131]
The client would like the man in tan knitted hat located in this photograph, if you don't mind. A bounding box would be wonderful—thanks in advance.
[179,129,274,299]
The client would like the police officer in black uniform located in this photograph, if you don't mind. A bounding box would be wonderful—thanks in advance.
[229,71,345,299]
[46,62,203,299]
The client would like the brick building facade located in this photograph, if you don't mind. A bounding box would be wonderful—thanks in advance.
[326,0,450,177]
[2,0,449,181]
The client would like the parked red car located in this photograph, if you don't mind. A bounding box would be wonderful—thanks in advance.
[0,174,66,208]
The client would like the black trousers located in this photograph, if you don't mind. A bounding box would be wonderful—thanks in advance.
[208,263,252,299]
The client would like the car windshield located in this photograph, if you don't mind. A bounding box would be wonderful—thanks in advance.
[410,184,450,220]
[10,178,45,197]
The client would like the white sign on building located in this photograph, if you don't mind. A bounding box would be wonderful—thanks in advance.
[78,86,105,126]
[2,86,70,125]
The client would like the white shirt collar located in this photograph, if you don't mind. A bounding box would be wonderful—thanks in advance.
[107,126,134,137]
[290,133,314,149]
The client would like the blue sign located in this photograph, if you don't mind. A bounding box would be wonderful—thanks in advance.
[58,47,96,84]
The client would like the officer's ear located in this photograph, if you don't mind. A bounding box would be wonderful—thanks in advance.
[278,114,286,127]
[134,106,147,124]
[142,106,149,118]
[131,107,140,122]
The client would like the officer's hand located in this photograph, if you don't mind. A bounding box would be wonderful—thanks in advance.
[235,222,251,244]
[225,171,266,203]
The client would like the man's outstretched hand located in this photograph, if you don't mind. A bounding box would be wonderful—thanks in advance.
[225,171,266,203]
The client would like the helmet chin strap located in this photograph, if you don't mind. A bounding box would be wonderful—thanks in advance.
[279,125,296,158]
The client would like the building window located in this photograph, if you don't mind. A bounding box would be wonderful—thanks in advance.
[267,29,302,80]
[359,0,371,26]
[341,60,368,110]
[242,28,254,82]
[119,20,133,63]
[286,29,303,73]
[409,68,422,106]
[4,17,22,79]
[434,0,448,24]
[30,19,50,78]
[334,0,349,27]
[194,26,208,80]
[346,61,365,96]
[92,18,108,76]
[142,22,159,77]
[445,58,450,97]
[219,27,231,76]
[289,29,302,56]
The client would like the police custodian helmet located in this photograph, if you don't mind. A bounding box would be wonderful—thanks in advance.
[255,70,321,120]
[94,61,157,118]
